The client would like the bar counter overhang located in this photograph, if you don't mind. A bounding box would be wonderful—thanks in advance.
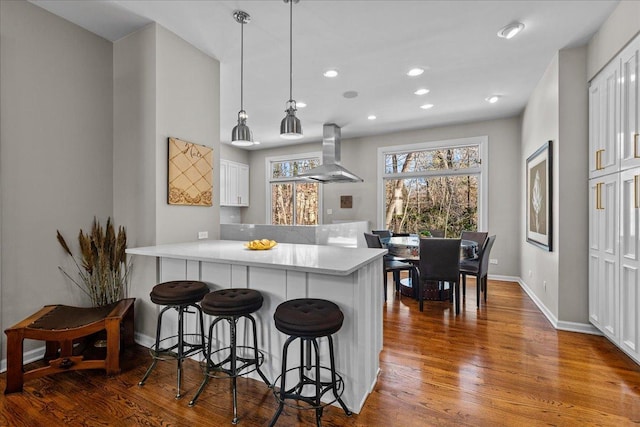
[127,240,387,413]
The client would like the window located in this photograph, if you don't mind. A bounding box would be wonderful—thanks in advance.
[378,137,487,236]
[266,153,322,225]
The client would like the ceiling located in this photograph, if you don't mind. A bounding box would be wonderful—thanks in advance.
[30,1,619,150]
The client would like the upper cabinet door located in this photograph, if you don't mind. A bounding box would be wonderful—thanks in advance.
[589,60,620,177]
[590,59,620,179]
[621,37,640,171]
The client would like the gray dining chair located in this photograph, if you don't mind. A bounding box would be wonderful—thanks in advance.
[364,233,417,301]
[460,231,488,299]
[417,238,462,313]
[460,235,496,308]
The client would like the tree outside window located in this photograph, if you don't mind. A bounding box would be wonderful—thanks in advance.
[383,144,481,237]
[269,156,320,225]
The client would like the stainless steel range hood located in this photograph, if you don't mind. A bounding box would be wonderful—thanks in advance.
[297,123,363,183]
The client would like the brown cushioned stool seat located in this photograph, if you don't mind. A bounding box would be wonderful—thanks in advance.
[269,298,351,427]
[139,280,209,399]
[189,288,270,424]
[274,299,343,337]
[200,288,263,316]
[150,280,210,305]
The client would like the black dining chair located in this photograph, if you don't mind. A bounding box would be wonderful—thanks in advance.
[417,238,462,313]
[460,235,496,308]
[371,230,392,239]
[429,229,445,238]
[364,233,417,301]
[459,231,488,299]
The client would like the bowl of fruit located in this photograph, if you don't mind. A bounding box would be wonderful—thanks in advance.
[244,239,278,250]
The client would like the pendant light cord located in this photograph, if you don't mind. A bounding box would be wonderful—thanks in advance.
[240,18,244,112]
[289,0,293,102]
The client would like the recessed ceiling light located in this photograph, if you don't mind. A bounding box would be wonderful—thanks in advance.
[414,88,430,95]
[297,101,307,108]
[497,22,525,39]
[407,68,424,77]
[323,69,338,78]
[368,115,377,120]
[420,104,434,110]
[486,95,500,104]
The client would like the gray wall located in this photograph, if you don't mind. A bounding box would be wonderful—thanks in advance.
[245,117,521,277]
[0,0,114,356]
[113,23,220,339]
[520,0,639,327]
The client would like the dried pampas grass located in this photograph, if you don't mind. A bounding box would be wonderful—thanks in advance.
[57,217,132,307]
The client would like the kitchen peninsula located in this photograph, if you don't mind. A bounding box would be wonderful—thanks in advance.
[126,239,386,413]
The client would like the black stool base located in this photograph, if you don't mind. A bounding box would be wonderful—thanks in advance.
[138,303,206,399]
[189,314,271,425]
[269,335,351,427]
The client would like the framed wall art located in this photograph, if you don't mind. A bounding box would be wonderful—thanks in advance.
[526,140,552,251]
[168,137,213,206]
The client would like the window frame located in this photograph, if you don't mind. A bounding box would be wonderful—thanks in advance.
[376,136,488,231]
[265,151,323,225]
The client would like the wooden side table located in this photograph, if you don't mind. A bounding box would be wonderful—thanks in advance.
[4,298,135,394]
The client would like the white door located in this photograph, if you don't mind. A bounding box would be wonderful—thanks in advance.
[620,38,640,171]
[620,168,640,361]
[590,60,620,179]
[588,174,619,340]
[237,163,249,206]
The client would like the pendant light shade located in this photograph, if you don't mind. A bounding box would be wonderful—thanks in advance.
[231,10,253,146]
[280,0,303,140]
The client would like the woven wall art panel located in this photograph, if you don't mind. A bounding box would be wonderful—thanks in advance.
[168,137,213,206]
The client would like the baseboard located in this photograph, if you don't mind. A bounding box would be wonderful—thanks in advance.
[0,345,46,374]
[517,278,601,335]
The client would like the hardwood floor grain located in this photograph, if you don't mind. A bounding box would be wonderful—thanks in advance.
[2,279,640,426]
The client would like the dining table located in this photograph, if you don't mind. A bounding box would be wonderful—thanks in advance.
[383,235,479,301]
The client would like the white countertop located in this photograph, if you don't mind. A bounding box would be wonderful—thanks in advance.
[127,240,387,276]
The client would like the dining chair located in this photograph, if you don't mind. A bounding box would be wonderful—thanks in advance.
[417,238,462,313]
[459,230,488,297]
[429,229,445,238]
[364,233,417,301]
[371,230,392,239]
[460,235,496,308]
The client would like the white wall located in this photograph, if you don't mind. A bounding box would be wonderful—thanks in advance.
[155,25,220,244]
[588,0,640,80]
[245,117,521,277]
[557,47,589,323]
[520,54,560,319]
[0,0,114,356]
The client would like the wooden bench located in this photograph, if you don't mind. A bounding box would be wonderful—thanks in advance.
[4,298,135,394]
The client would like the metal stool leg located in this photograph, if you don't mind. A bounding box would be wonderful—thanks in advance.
[248,315,271,387]
[230,318,239,425]
[269,335,295,427]
[312,338,322,427]
[327,335,351,416]
[189,316,224,406]
[139,305,171,386]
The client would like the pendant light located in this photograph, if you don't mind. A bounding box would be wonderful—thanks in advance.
[231,10,253,146]
[280,0,303,140]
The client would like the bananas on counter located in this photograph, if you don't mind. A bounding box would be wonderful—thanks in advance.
[244,239,277,250]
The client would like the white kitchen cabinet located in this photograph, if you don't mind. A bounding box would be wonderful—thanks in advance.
[619,167,640,361]
[588,174,619,340]
[620,37,640,171]
[589,59,620,179]
[589,33,640,366]
[220,159,249,207]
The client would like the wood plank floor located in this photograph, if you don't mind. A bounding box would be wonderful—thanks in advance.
[2,279,640,426]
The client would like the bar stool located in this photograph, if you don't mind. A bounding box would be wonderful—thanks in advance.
[189,288,271,424]
[269,298,351,427]
[138,280,209,399]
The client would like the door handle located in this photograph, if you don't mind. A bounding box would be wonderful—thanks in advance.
[596,182,604,210]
